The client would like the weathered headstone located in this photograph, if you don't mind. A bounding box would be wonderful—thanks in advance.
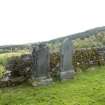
[31,44,52,86]
[60,38,75,80]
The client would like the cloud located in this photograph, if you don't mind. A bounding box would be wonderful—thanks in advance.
[0,0,105,45]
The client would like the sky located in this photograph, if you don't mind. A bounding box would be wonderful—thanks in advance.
[0,0,105,45]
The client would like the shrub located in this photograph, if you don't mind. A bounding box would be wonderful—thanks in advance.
[0,65,5,78]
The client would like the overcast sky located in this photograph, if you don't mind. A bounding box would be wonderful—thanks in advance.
[0,0,105,45]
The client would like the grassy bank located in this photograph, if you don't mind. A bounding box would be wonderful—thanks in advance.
[0,66,105,105]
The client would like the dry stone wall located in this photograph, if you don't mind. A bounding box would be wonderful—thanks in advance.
[1,43,105,87]
[73,47,105,71]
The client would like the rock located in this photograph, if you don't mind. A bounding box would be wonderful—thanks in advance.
[0,76,26,88]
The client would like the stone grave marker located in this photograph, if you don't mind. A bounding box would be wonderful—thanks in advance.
[60,38,75,80]
[31,44,52,86]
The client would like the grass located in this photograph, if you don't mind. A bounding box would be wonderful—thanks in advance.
[0,65,5,77]
[0,66,105,105]
[0,51,30,65]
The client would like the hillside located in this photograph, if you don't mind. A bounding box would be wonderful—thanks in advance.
[49,26,105,44]
[1,26,105,52]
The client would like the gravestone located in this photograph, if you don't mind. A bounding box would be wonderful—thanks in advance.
[60,38,75,80]
[31,44,52,86]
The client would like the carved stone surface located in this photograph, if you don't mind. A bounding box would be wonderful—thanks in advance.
[60,38,75,80]
[32,44,52,86]
[32,78,52,87]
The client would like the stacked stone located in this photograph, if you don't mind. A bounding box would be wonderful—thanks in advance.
[6,54,32,78]
[73,48,105,71]
[50,52,60,81]
[50,52,60,70]
[0,54,32,87]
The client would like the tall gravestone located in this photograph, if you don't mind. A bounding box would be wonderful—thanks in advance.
[31,44,52,86]
[60,38,75,80]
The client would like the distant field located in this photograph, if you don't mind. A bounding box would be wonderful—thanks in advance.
[0,66,105,105]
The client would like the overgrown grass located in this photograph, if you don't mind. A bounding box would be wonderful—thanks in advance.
[0,51,30,65]
[0,66,105,105]
[0,65,5,78]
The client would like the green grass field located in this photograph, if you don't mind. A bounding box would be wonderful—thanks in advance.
[0,66,105,105]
